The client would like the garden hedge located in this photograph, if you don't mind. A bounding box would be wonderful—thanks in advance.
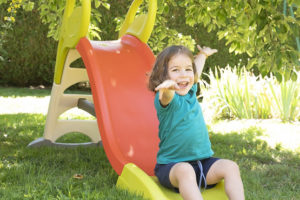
[0,6,56,86]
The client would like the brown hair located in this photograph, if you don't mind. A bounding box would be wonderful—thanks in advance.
[148,45,198,92]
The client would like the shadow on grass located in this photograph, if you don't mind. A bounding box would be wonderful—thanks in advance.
[0,113,299,199]
[210,126,300,199]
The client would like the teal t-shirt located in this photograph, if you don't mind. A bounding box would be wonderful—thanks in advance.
[154,84,214,164]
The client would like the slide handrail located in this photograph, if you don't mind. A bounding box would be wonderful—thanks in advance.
[54,0,91,84]
[119,0,157,43]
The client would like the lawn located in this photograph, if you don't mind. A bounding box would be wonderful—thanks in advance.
[0,87,299,199]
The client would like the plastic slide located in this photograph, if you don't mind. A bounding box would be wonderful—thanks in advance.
[77,33,159,175]
[77,0,227,199]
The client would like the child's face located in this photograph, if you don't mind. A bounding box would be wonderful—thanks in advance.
[167,53,194,96]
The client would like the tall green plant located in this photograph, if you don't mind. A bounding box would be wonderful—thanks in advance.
[212,67,258,119]
[268,72,300,121]
[200,67,299,122]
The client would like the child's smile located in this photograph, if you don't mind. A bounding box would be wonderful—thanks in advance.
[168,54,194,96]
[177,81,189,88]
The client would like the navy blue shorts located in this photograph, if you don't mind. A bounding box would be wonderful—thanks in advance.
[154,157,220,192]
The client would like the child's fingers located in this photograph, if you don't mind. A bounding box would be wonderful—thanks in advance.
[196,45,218,57]
[155,83,169,91]
[174,84,180,90]
[207,49,218,56]
[197,45,202,51]
[155,85,162,91]
[155,85,164,91]
[211,49,218,54]
[155,80,178,91]
[202,48,218,56]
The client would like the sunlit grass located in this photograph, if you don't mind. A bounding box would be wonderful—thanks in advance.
[210,119,300,152]
[209,126,300,199]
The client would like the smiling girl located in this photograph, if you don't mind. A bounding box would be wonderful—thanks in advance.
[148,45,244,200]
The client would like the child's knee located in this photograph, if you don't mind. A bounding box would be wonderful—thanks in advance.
[171,162,196,182]
[223,160,240,176]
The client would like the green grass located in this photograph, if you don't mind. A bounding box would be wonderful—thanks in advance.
[0,114,144,200]
[0,86,90,98]
[0,114,299,199]
[208,126,300,199]
[0,88,299,199]
[0,87,51,97]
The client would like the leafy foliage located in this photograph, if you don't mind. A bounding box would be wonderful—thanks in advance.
[0,0,299,86]
[182,0,300,79]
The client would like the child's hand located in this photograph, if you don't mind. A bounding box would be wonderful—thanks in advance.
[155,80,178,106]
[196,45,218,58]
[155,80,179,92]
[194,45,218,76]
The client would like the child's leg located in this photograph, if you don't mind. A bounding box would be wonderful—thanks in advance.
[205,159,244,200]
[169,162,203,200]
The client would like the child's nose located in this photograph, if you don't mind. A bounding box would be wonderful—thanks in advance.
[179,70,188,76]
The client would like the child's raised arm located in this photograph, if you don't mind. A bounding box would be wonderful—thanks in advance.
[155,80,179,106]
[194,45,218,78]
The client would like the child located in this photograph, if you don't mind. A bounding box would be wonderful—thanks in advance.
[148,45,244,200]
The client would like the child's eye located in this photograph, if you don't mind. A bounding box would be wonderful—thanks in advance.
[186,68,193,71]
[172,69,179,72]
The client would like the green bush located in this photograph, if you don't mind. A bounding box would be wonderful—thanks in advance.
[0,1,250,87]
[0,7,57,86]
[97,1,249,76]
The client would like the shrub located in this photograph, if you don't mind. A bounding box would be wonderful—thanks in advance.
[0,0,250,87]
[0,7,56,86]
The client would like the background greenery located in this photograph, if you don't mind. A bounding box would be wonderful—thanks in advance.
[1,0,299,86]
[0,7,56,86]
[0,0,246,86]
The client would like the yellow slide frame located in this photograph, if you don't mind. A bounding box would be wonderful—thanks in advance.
[119,0,156,43]
[54,0,90,84]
